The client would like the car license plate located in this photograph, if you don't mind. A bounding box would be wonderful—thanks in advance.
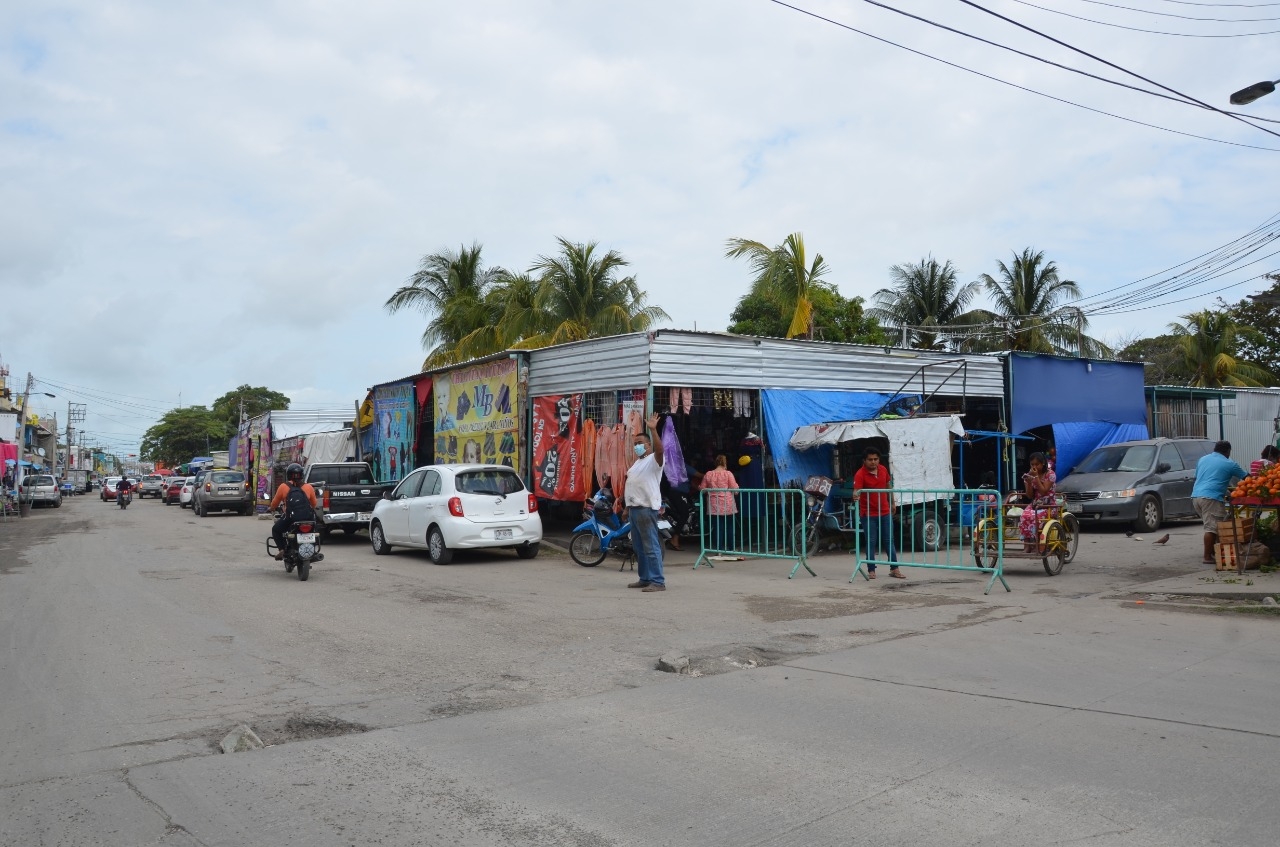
[1065,503,1081,513]
[297,533,317,543]
[495,528,513,540]
[357,512,371,521]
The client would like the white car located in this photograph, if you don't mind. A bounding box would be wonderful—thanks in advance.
[368,464,542,564]
[179,476,197,508]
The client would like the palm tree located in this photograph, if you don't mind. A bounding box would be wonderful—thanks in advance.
[1169,310,1273,387]
[724,233,828,340]
[870,256,982,350]
[509,238,669,348]
[976,248,1107,356]
[383,243,506,367]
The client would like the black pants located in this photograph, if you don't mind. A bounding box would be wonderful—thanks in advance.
[272,516,291,551]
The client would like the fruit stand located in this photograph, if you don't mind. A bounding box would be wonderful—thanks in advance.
[1225,468,1280,572]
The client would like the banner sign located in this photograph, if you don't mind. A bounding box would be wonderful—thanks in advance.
[532,394,583,500]
[434,358,520,470]
[371,381,416,482]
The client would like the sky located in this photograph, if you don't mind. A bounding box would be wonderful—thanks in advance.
[2,0,1277,457]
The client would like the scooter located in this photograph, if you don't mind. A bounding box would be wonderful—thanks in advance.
[570,494,672,568]
[117,489,132,510]
[266,516,325,581]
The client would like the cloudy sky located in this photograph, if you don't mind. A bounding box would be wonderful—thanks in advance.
[2,0,1276,456]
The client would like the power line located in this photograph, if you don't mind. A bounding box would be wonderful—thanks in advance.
[1073,0,1280,21]
[763,1,1280,151]
[1010,0,1280,35]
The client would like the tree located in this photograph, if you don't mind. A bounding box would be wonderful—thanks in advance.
[384,243,507,368]
[1168,310,1274,387]
[870,256,982,350]
[725,233,828,340]
[1223,274,1280,375]
[728,284,888,344]
[211,385,290,440]
[1116,333,1192,386]
[976,248,1108,356]
[139,407,228,467]
[508,238,670,348]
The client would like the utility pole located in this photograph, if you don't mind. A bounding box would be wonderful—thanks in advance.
[15,372,33,488]
[67,402,86,473]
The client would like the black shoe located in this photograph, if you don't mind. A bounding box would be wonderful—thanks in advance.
[628,580,651,588]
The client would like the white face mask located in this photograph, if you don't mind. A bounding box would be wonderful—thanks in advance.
[633,443,646,458]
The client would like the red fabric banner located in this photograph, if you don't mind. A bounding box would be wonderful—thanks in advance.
[532,394,583,501]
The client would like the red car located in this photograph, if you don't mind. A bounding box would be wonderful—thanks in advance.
[162,477,186,505]
[100,477,120,502]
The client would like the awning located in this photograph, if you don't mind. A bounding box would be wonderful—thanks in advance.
[790,415,966,450]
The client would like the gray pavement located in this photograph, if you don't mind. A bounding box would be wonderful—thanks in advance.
[3,500,1279,845]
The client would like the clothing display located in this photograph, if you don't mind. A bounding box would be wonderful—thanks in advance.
[581,418,597,497]
[668,387,692,414]
[733,389,751,418]
[660,417,688,488]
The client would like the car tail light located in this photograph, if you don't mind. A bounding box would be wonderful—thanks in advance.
[323,488,331,509]
[528,494,539,512]
[204,482,211,492]
[297,523,313,533]
[448,496,464,517]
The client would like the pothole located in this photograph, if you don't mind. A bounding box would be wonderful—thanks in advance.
[211,712,371,751]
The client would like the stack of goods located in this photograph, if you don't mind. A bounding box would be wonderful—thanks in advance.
[1215,515,1255,571]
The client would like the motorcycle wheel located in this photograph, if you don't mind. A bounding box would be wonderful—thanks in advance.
[297,560,310,581]
[569,531,606,567]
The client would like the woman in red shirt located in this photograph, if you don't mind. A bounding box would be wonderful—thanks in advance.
[853,447,904,579]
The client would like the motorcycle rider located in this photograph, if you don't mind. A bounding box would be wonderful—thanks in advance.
[269,463,319,561]
[116,475,133,505]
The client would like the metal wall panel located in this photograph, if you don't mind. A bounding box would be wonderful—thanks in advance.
[527,333,651,396]
[1222,390,1280,466]
[648,331,1005,396]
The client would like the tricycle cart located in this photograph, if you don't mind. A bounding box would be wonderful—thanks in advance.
[972,492,1079,575]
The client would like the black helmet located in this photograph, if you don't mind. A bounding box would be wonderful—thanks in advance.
[286,463,304,482]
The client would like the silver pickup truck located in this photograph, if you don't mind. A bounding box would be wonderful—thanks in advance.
[303,462,396,537]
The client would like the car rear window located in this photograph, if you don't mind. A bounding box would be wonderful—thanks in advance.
[29,476,56,486]
[309,465,376,485]
[455,470,526,496]
[211,472,244,484]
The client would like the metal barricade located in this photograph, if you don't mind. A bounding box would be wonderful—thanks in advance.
[693,487,816,578]
[852,488,1010,594]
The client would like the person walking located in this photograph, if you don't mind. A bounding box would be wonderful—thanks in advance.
[624,413,667,592]
[854,447,904,579]
[1191,440,1247,565]
[700,454,739,550]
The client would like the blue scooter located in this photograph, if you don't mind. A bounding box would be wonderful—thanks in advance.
[570,492,634,568]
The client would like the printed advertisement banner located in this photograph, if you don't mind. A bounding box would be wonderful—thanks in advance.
[371,382,416,482]
[434,358,519,470]
[532,394,583,500]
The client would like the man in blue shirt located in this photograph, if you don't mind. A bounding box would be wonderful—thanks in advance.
[1191,440,1247,565]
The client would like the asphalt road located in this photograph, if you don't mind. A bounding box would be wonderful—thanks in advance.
[2,496,1277,845]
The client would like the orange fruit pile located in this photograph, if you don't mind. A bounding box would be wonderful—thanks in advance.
[1232,463,1280,500]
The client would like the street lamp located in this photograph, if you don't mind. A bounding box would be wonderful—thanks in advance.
[1230,79,1278,106]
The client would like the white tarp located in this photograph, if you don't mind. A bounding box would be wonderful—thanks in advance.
[789,415,965,498]
[297,429,355,465]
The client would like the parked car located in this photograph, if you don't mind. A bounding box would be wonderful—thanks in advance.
[21,474,62,507]
[162,477,186,505]
[193,469,252,516]
[101,477,122,502]
[302,461,396,537]
[139,474,166,499]
[179,476,197,508]
[59,479,75,498]
[368,463,542,563]
[1058,437,1215,533]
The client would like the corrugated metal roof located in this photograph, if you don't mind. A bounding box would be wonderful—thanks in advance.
[527,334,651,395]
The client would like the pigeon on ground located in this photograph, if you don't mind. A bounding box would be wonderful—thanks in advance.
[1153,534,1170,545]
[1125,530,1134,537]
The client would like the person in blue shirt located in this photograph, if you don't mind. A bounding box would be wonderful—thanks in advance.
[1191,441,1247,565]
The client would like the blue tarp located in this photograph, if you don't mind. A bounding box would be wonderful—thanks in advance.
[1010,355,1146,435]
[762,389,918,486]
[1053,421,1150,480]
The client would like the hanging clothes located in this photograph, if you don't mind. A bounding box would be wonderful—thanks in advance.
[661,416,688,488]
[733,389,751,418]
[668,387,692,415]
[595,424,615,496]
[581,418,597,499]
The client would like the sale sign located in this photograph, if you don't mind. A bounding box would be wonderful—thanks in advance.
[532,394,583,501]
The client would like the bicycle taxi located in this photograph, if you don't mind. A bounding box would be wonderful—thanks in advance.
[971,491,1080,575]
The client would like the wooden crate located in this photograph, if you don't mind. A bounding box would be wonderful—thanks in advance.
[1215,543,1240,571]
[1218,517,1255,545]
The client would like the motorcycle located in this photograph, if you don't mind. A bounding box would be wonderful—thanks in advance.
[266,516,325,581]
[117,489,132,510]
[569,493,671,568]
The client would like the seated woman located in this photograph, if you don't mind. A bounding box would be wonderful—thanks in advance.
[1019,452,1057,552]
